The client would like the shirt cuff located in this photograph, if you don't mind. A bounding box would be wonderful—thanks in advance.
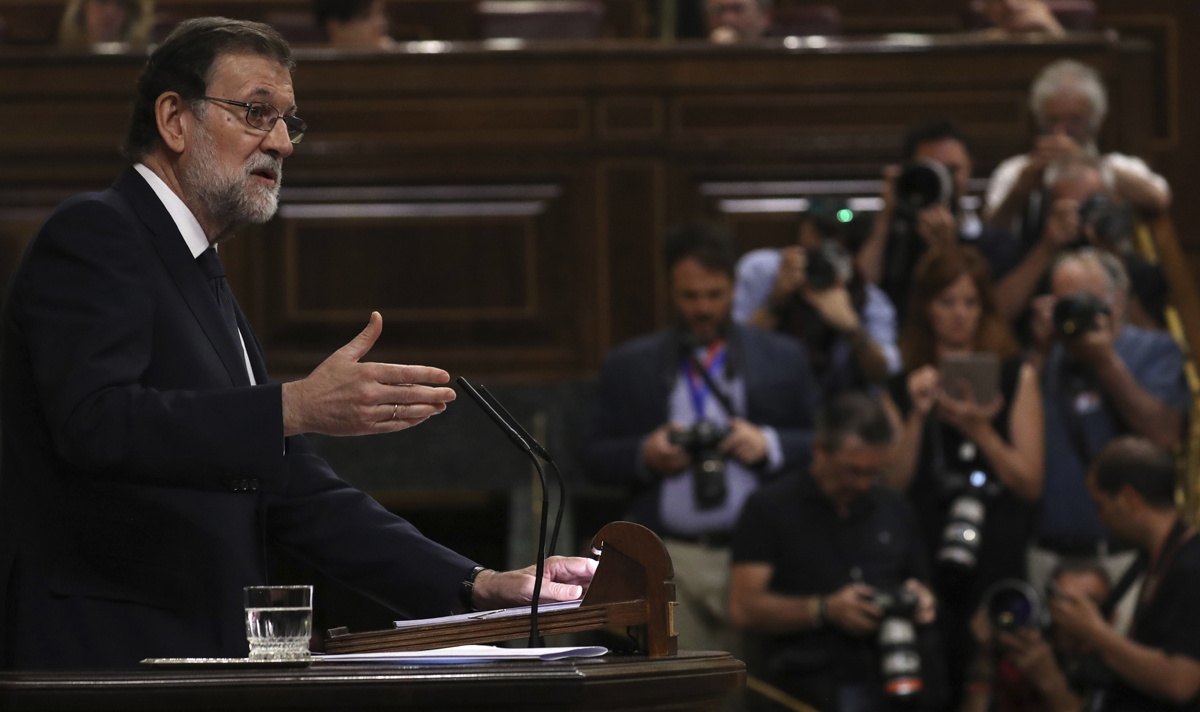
[760,425,784,474]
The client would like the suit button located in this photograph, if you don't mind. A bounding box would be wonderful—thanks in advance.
[249,480,259,491]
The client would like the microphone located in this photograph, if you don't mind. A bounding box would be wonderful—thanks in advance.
[477,385,568,557]
[457,376,549,647]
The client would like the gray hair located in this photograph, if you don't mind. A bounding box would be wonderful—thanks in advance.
[1030,60,1108,134]
[1052,247,1129,306]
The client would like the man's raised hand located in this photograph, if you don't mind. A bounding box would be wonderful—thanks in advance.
[281,312,456,437]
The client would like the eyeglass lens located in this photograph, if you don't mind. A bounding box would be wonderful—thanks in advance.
[245,103,306,144]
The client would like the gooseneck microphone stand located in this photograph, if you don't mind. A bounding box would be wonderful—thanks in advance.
[458,377,566,647]
[477,385,568,557]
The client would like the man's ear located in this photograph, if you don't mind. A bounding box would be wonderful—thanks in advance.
[154,91,192,155]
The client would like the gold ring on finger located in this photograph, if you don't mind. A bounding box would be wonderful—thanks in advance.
[391,404,399,421]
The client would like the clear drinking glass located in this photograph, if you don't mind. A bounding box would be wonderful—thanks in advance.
[244,585,313,660]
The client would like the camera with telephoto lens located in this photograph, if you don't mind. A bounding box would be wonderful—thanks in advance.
[894,160,954,216]
[882,160,956,297]
[1078,193,1134,248]
[872,587,924,703]
[669,421,731,509]
[983,579,1049,632]
[1053,293,1111,338]
[938,470,999,573]
[804,240,854,291]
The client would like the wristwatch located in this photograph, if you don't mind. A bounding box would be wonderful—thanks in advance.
[459,565,488,612]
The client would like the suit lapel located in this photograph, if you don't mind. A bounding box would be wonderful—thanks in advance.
[113,168,251,388]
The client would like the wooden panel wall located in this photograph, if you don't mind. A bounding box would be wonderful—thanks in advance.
[0,0,647,44]
[0,35,1159,380]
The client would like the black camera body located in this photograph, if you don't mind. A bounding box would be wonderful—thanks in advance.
[804,240,854,291]
[1078,193,1134,247]
[871,586,924,702]
[1054,293,1111,338]
[668,421,731,509]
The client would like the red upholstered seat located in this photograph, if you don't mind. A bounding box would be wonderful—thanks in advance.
[765,5,842,37]
[962,0,1097,32]
[265,11,329,45]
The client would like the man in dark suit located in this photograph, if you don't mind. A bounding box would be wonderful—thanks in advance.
[0,17,594,670]
[583,223,818,653]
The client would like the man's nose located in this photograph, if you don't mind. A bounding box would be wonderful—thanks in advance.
[263,118,295,159]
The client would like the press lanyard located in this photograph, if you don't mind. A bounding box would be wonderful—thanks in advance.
[684,340,727,420]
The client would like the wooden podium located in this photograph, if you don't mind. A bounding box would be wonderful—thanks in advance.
[0,652,745,711]
[326,521,679,657]
[0,523,745,711]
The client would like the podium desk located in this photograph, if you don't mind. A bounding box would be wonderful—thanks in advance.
[0,651,743,711]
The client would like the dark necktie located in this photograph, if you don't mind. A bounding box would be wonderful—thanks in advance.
[195,247,241,348]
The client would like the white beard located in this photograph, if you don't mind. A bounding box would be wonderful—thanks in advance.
[181,121,282,229]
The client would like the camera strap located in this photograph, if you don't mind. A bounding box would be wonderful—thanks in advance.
[683,341,736,419]
[1132,517,1195,634]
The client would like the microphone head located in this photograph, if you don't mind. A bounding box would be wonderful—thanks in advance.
[457,377,531,452]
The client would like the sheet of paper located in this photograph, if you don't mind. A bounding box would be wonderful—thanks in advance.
[391,599,583,630]
[316,644,608,664]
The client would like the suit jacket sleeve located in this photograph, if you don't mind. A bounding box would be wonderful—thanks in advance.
[581,349,657,488]
[16,198,288,491]
[756,335,817,472]
[266,436,477,619]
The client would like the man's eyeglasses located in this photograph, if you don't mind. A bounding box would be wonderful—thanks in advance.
[203,97,307,144]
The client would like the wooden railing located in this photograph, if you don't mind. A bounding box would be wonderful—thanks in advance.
[1137,217,1200,518]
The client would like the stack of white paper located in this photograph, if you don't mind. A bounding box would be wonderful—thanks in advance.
[316,644,608,664]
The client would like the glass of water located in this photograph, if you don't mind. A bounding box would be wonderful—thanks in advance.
[244,585,313,661]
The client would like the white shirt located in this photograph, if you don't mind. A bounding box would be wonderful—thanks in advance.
[133,163,258,386]
[984,150,1171,222]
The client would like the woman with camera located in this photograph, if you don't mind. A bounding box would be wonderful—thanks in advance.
[881,246,1045,708]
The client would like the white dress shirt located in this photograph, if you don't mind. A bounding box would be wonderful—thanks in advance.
[134,163,258,385]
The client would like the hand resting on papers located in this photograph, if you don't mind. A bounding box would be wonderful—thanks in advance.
[472,556,599,610]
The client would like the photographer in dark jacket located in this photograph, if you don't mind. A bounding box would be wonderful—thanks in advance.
[857,118,1022,318]
[583,222,818,653]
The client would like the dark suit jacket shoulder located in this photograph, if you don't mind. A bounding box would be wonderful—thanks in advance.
[0,168,474,670]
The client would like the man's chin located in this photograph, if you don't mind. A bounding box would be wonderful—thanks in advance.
[244,188,280,224]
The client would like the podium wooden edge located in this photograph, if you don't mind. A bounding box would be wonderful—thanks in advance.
[326,521,678,656]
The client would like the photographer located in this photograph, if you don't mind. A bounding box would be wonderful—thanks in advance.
[733,211,900,401]
[1051,437,1200,711]
[730,392,943,712]
[880,246,1044,708]
[962,562,1111,712]
[1030,250,1187,600]
[858,118,1022,319]
[584,222,818,653]
[995,156,1167,329]
[984,60,1170,245]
